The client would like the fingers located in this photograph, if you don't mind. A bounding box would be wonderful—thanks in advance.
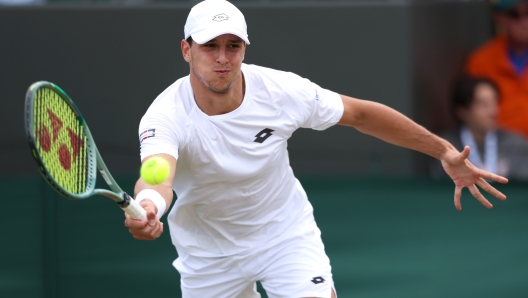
[139,200,158,217]
[468,184,493,209]
[476,178,507,201]
[457,146,470,163]
[454,179,507,211]
[131,222,164,240]
[123,201,163,240]
[126,218,164,240]
[478,168,509,184]
[443,146,470,166]
[146,207,158,227]
[454,186,462,211]
[124,217,146,229]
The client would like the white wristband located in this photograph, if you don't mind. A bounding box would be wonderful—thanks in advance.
[135,189,167,219]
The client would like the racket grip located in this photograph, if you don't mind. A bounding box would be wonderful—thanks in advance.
[118,193,147,220]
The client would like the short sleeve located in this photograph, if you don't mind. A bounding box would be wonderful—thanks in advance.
[301,84,344,130]
[138,108,188,162]
[279,72,344,131]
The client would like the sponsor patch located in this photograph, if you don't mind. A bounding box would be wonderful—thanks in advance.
[139,129,155,143]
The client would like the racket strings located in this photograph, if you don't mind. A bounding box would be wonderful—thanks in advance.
[34,88,88,194]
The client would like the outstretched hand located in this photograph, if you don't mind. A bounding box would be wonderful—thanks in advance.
[441,146,508,210]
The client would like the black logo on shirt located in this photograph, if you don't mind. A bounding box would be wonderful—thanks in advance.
[311,276,325,284]
[213,13,229,22]
[254,128,274,143]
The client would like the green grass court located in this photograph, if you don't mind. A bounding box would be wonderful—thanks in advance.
[2,176,527,297]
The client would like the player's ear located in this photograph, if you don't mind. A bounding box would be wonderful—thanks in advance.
[181,39,192,63]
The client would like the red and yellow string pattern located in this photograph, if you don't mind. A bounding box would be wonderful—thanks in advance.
[33,87,88,194]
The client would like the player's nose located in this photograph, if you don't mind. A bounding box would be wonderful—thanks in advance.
[216,46,229,64]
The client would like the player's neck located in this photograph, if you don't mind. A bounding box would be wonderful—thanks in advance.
[191,72,246,116]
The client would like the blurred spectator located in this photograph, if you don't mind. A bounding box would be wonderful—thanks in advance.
[465,0,528,138]
[430,76,528,180]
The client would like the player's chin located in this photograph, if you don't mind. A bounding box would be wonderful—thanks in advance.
[208,82,233,94]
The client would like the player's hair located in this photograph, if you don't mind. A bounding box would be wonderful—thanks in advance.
[451,76,500,123]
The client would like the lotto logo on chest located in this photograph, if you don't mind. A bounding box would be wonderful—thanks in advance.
[254,128,274,143]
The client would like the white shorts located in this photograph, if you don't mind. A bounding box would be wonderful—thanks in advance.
[173,214,335,298]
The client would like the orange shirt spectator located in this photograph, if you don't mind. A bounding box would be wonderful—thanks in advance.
[465,0,528,137]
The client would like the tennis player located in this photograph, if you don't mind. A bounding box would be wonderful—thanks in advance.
[124,1,508,297]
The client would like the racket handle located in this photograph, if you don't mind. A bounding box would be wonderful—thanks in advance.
[118,193,147,220]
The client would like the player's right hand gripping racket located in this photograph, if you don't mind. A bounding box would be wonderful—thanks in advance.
[24,81,146,220]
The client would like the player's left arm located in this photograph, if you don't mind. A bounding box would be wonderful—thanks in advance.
[337,94,508,210]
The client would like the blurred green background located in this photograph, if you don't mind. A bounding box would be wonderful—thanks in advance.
[2,176,527,297]
[2,0,527,297]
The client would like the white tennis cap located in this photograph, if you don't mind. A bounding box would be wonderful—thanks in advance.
[184,0,250,45]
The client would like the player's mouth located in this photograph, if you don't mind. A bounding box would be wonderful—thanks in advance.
[215,69,230,77]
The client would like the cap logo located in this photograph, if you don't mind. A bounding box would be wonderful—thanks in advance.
[212,13,229,22]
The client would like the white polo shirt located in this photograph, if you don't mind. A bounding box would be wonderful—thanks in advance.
[139,64,344,257]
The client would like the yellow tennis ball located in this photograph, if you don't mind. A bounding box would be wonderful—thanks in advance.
[140,156,170,185]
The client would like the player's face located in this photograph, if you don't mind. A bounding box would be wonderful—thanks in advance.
[461,83,499,133]
[184,34,246,94]
[496,2,528,45]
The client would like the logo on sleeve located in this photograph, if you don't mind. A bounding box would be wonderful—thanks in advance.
[311,276,325,284]
[254,128,274,143]
[139,129,155,143]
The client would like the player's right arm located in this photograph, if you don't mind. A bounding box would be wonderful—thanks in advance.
[338,95,507,210]
[125,153,177,240]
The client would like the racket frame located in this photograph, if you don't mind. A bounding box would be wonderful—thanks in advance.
[25,81,144,218]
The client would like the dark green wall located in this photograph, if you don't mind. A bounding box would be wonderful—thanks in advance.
[3,176,528,297]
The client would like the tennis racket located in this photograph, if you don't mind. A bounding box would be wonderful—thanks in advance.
[24,81,146,220]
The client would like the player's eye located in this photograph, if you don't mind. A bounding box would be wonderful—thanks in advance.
[228,43,242,50]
